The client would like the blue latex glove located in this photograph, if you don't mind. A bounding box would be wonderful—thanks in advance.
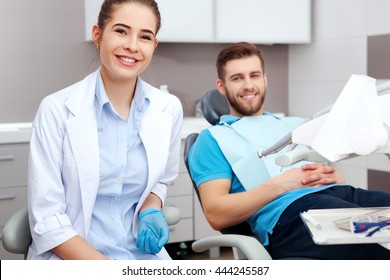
[136,208,169,254]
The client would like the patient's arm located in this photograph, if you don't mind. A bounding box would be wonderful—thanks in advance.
[198,178,280,230]
[198,163,340,231]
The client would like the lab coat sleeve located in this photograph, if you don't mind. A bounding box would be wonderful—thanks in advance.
[28,96,77,255]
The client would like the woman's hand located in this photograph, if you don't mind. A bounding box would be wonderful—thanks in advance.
[136,209,169,254]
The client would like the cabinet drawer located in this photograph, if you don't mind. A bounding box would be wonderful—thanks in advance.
[168,218,193,243]
[0,144,29,188]
[168,173,193,196]
[165,195,193,219]
[0,186,27,226]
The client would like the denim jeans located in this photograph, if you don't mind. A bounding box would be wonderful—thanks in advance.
[267,185,390,259]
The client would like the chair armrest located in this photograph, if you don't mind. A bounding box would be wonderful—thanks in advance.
[2,207,31,257]
[162,206,181,226]
[191,234,272,260]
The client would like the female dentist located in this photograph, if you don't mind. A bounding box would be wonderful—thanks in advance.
[27,0,182,260]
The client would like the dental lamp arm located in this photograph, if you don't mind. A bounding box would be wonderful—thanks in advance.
[277,135,390,168]
[377,80,390,95]
[258,132,292,158]
[275,148,330,167]
[259,81,390,164]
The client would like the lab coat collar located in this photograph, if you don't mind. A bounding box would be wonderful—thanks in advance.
[65,68,100,116]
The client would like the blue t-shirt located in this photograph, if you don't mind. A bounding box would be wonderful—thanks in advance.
[188,114,337,246]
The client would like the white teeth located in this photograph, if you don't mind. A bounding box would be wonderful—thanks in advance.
[242,95,255,99]
[120,57,136,63]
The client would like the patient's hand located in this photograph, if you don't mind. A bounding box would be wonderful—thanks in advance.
[300,163,345,186]
[268,163,345,193]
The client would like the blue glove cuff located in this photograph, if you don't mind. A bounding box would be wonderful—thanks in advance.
[139,208,162,220]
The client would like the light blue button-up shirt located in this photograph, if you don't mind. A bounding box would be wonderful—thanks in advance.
[87,73,159,260]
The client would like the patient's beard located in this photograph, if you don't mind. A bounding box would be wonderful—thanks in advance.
[226,89,265,116]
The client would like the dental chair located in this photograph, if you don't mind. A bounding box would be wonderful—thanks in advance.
[184,88,272,260]
[187,79,390,259]
[189,89,254,238]
[2,206,181,260]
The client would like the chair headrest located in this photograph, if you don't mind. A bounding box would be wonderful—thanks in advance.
[200,88,229,125]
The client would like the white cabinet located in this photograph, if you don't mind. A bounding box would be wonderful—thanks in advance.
[215,0,311,44]
[156,0,214,43]
[84,0,214,42]
[0,142,29,260]
[158,0,311,44]
[166,117,220,243]
[165,141,194,243]
[84,0,311,44]
[166,117,220,244]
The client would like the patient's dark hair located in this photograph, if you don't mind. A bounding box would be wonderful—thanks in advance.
[216,42,265,80]
[97,0,161,34]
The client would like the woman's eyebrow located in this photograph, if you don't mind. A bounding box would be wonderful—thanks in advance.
[113,23,155,37]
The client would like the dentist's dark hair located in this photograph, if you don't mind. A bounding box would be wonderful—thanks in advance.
[216,42,265,81]
[97,0,161,34]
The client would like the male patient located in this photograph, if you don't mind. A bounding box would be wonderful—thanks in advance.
[188,42,390,259]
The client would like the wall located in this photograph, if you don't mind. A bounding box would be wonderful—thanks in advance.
[289,0,368,118]
[0,0,289,123]
[289,0,390,117]
[0,0,99,123]
[146,43,288,116]
[367,34,390,79]
[288,0,390,189]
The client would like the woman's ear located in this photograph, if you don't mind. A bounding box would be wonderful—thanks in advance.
[92,24,102,48]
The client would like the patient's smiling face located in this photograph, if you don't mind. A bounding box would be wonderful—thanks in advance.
[217,55,267,117]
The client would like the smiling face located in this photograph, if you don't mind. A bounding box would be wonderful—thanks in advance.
[216,55,267,117]
[92,2,158,85]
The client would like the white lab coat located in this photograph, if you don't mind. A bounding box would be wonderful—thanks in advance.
[27,69,183,260]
